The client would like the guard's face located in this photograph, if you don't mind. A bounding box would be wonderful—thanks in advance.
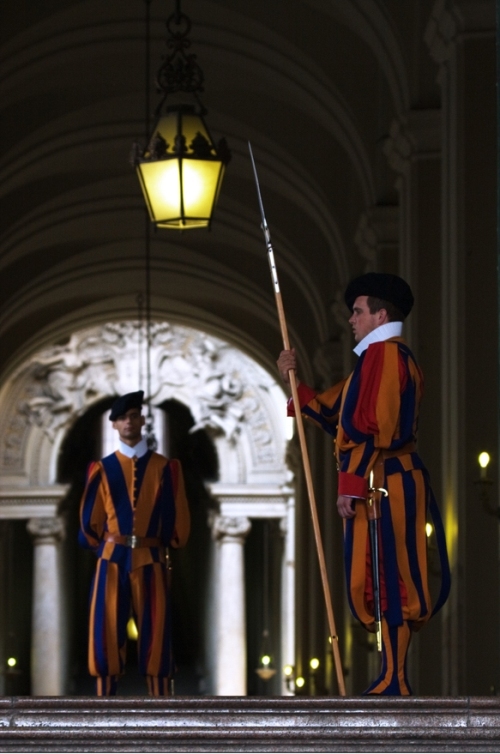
[112,408,145,443]
[348,296,387,343]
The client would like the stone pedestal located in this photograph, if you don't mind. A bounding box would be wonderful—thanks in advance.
[212,516,251,695]
[27,517,65,696]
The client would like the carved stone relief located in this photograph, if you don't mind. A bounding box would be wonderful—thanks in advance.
[1,322,287,478]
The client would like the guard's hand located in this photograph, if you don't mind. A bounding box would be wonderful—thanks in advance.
[277,348,297,385]
[337,495,357,519]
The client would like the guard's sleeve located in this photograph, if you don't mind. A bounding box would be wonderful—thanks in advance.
[169,459,191,548]
[79,461,106,551]
[287,380,347,437]
[338,340,411,498]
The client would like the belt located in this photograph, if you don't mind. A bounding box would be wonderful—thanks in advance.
[380,442,416,460]
[370,443,418,489]
[103,533,162,549]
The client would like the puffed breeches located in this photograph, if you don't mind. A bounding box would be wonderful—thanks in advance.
[88,559,172,679]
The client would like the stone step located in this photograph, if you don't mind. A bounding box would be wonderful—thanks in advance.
[0,696,498,752]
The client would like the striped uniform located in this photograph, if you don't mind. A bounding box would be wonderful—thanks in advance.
[79,449,190,696]
[290,337,450,694]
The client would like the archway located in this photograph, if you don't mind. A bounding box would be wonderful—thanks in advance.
[0,320,294,695]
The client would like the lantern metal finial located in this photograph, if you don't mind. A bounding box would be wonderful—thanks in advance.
[156,12,204,100]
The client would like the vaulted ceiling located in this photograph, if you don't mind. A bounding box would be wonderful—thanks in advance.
[0,0,439,384]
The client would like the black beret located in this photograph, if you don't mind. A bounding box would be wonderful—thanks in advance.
[344,273,414,318]
[109,391,144,421]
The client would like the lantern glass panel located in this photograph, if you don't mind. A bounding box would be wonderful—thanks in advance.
[181,159,222,217]
[137,160,182,221]
[137,158,224,228]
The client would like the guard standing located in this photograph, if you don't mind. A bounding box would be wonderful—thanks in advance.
[277,273,450,695]
[79,391,190,696]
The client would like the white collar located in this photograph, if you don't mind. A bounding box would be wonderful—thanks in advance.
[353,321,403,357]
[118,437,149,459]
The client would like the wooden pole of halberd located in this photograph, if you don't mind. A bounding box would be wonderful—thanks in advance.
[272,266,346,697]
[248,141,345,695]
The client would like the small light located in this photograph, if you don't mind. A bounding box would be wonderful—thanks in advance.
[479,452,491,480]
[309,658,320,670]
[127,617,139,641]
[261,655,271,667]
[283,664,294,677]
[425,523,433,538]
[479,452,491,469]
[7,657,16,668]
[295,676,305,688]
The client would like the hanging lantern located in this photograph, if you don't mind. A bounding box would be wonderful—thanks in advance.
[132,7,231,230]
[136,104,230,229]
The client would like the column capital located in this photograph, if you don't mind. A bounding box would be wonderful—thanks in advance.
[384,111,441,174]
[354,205,399,270]
[425,0,495,66]
[27,516,65,544]
[212,515,251,543]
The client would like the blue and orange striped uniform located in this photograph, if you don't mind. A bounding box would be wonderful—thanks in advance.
[289,337,450,694]
[79,449,190,696]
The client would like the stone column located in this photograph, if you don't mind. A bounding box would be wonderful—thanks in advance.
[280,494,295,695]
[383,109,441,352]
[212,515,251,695]
[27,517,65,696]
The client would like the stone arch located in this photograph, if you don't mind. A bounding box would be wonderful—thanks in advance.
[0,319,295,695]
[0,320,290,490]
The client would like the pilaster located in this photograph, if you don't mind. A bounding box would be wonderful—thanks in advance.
[425,0,497,695]
[354,205,399,276]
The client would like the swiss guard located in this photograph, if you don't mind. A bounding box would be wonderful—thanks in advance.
[277,273,450,695]
[79,391,190,696]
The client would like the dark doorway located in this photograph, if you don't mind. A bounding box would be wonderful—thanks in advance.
[160,399,218,694]
[245,519,283,696]
[0,520,33,695]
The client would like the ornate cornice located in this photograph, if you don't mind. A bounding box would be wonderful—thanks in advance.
[384,111,441,174]
[425,0,495,66]
[0,486,68,519]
